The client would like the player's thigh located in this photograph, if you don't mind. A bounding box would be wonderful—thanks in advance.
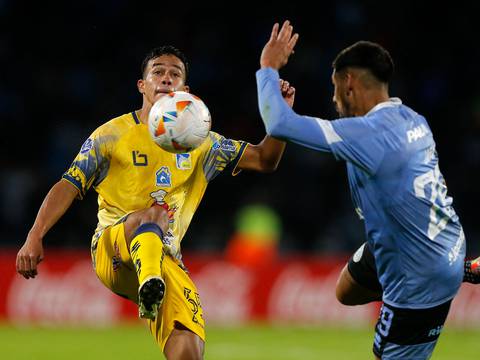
[373,300,451,360]
[92,223,139,302]
[148,255,205,352]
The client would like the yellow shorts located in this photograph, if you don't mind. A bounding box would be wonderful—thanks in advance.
[91,222,205,350]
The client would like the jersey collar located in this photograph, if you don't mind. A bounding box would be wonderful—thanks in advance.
[366,97,402,116]
[131,111,141,124]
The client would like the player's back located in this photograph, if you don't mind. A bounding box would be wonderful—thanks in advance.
[348,103,465,309]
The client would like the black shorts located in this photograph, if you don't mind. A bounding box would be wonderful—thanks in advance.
[347,242,382,293]
[373,300,452,359]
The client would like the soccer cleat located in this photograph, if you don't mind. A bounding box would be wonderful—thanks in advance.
[472,257,480,271]
[463,257,480,284]
[138,276,166,320]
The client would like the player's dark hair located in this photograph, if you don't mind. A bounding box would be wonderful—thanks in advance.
[141,45,190,80]
[332,41,394,83]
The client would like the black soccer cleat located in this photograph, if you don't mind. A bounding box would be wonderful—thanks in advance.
[138,277,166,320]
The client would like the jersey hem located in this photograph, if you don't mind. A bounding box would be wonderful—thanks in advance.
[382,292,457,310]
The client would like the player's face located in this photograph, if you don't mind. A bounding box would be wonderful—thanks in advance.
[138,54,188,105]
[332,71,353,117]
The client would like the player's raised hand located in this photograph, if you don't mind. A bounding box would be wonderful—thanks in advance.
[260,20,299,70]
[16,235,44,279]
[280,79,295,108]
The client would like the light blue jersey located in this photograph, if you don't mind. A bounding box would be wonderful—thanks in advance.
[257,68,465,308]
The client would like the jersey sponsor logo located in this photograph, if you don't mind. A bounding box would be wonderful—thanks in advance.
[80,138,93,154]
[212,142,221,150]
[175,153,191,170]
[428,325,443,337]
[155,166,171,187]
[407,125,429,143]
[132,150,148,166]
[220,139,236,152]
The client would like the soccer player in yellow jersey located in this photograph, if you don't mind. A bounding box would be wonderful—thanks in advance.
[16,45,295,360]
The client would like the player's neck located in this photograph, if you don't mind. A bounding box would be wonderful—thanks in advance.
[358,91,390,116]
[138,103,152,125]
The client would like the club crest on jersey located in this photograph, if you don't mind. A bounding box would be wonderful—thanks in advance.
[176,153,191,170]
[156,166,171,187]
[80,138,93,154]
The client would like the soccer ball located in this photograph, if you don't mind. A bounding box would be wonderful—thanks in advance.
[148,91,211,153]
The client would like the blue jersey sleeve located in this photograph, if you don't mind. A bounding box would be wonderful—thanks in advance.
[256,68,331,152]
[256,68,384,175]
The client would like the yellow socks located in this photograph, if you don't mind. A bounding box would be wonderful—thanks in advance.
[129,223,165,286]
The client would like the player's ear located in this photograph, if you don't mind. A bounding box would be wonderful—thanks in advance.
[345,72,354,95]
[345,72,353,87]
[137,79,145,94]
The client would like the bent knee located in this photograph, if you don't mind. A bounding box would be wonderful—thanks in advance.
[125,206,169,243]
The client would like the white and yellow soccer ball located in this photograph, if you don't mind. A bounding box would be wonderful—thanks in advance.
[148,91,211,153]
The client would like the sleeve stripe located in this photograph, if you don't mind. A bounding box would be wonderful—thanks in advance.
[316,118,343,144]
[61,174,85,199]
[230,142,248,176]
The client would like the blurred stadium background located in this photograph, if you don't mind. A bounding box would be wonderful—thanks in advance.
[1,1,480,358]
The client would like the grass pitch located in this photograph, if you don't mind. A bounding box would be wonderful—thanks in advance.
[0,323,477,359]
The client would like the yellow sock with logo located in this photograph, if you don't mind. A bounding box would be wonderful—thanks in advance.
[129,223,165,286]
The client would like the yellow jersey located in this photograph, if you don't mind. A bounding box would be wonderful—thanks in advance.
[63,111,247,261]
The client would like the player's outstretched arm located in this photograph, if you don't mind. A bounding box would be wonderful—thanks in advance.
[16,179,79,279]
[256,21,338,154]
[236,79,295,173]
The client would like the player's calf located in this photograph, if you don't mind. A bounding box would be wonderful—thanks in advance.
[126,219,168,320]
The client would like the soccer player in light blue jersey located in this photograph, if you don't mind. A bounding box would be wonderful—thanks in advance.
[256,21,476,359]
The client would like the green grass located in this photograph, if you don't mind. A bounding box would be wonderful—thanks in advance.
[0,323,478,359]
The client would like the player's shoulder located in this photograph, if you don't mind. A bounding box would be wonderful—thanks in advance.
[207,130,223,143]
[376,103,419,121]
[93,112,138,137]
